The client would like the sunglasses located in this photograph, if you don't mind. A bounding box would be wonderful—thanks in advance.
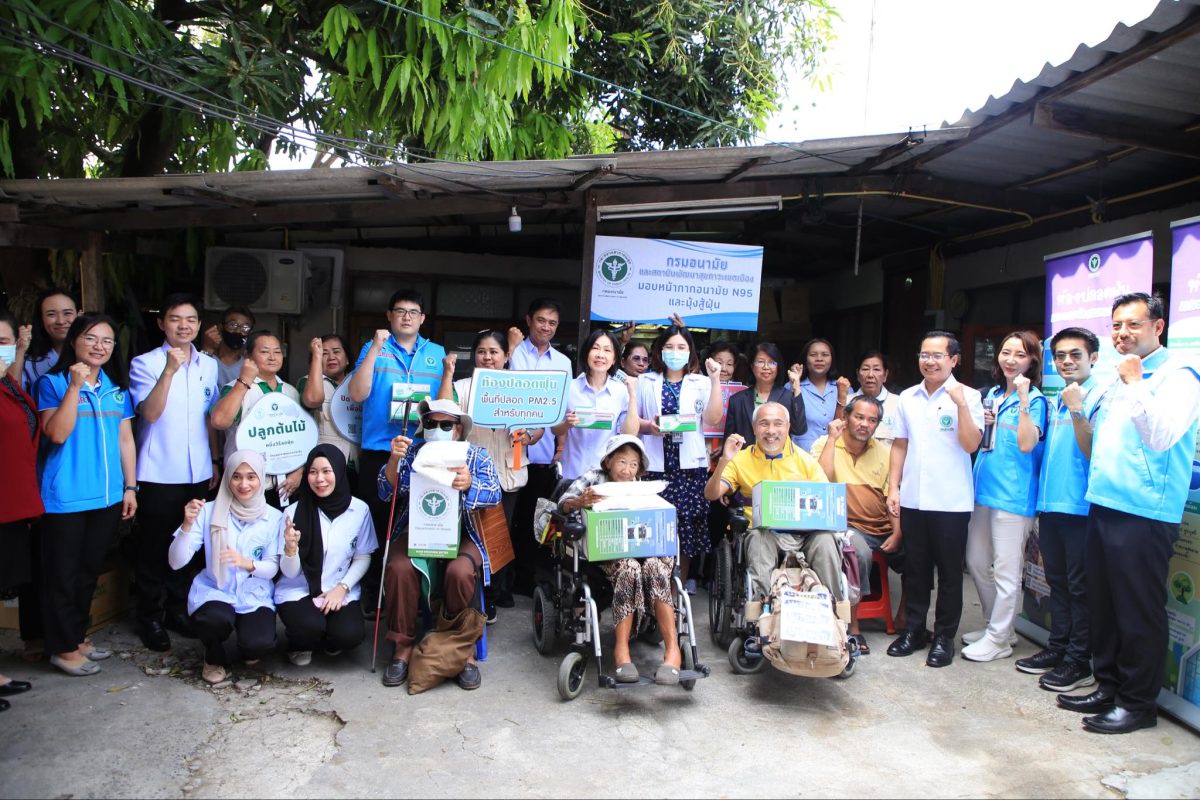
[422,417,457,431]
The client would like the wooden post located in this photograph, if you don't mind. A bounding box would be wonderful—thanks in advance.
[578,190,597,354]
[80,231,105,312]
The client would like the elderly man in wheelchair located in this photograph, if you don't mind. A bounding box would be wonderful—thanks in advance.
[704,402,846,659]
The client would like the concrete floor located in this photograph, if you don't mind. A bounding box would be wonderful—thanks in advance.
[3,579,1200,799]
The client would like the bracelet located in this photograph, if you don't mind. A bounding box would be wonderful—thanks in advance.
[1019,404,1030,413]
[236,378,252,390]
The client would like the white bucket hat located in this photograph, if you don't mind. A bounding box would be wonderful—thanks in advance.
[600,434,649,476]
[417,398,473,438]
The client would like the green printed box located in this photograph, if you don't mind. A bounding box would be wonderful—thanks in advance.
[575,410,615,430]
[390,383,428,423]
[751,481,847,532]
[581,500,678,562]
[658,413,698,433]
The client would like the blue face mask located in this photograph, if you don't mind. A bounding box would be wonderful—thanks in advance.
[423,427,454,442]
[662,350,689,371]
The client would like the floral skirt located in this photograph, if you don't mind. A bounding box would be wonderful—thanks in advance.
[600,557,674,628]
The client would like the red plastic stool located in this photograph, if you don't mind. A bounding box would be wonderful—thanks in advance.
[855,550,895,634]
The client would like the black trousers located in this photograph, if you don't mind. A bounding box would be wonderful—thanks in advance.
[357,449,392,606]
[511,464,559,596]
[135,480,209,622]
[40,504,121,654]
[277,598,365,652]
[1039,512,1091,665]
[1087,504,1176,712]
[900,508,970,640]
[191,600,276,667]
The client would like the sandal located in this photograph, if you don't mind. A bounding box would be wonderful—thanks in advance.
[849,634,870,655]
[202,663,227,685]
[49,654,101,677]
[614,662,640,683]
[654,663,680,686]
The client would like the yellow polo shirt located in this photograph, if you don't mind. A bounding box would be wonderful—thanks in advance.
[721,440,828,521]
[810,434,890,536]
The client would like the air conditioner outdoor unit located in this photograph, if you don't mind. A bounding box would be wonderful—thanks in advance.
[204,247,309,314]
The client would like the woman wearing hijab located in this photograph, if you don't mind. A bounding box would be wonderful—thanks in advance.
[171,450,282,685]
[275,444,378,666]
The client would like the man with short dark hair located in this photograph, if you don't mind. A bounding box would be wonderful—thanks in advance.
[886,331,984,668]
[508,297,572,596]
[203,306,255,390]
[349,290,446,609]
[130,293,220,651]
[1017,327,1105,693]
[1057,294,1200,734]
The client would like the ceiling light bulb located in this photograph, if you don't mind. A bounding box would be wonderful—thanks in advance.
[508,206,522,233]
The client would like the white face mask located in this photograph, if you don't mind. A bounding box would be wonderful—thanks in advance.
[423,426,454,442]
[662,350,689,371]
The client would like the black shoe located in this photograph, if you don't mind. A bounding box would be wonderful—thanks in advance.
[1057,688,1115,713]
[886,630,928,657]
[1039,660,1096,693]
[1015,648,1063,675]
[1082,705,1157,734]
[457,662,481,690]
[495,592,515,609]
[164,612,198,640]
[137,619,171,652]
[382,659,408,687]
[926,635,954,668]
[0,698,8,712]
[0,679,32,697]
[486,604,498,625]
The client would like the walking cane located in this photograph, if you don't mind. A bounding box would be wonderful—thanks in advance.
[371,397,412,674]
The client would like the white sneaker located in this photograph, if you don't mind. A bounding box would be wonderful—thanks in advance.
[288,651,312,666]
[962,629,1018,647]
[962,636,1014,662]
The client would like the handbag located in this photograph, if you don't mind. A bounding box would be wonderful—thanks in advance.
[471,503,514,574]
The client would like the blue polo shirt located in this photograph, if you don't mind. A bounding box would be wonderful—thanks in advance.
[972,385,1047,518]
[354,334,445,452]
[37,370,135,514]
[1036,376,1106,517]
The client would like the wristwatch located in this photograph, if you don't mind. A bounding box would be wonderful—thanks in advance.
[124,484,140,493]
[1069,409,1087,422]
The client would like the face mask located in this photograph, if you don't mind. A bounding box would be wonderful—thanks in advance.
[221,330,246,351]
[0,345,14,365]
[423,427,453,442]
[662,350,689,371]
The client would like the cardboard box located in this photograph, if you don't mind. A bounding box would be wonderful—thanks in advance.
[751,481,847,531]
[389,383,428,423]
[1,562,130,633]
[575,410,615,430]
[408,471,461,559]
[658,413,698,433]
[581,499,678,562]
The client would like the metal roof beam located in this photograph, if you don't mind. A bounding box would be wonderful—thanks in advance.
[165,186,257,208]
[1033,102,1200,159]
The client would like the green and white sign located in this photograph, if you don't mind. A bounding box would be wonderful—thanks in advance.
[407,472,459,559]
[234,394,318,476]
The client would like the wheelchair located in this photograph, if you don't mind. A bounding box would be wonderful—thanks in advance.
[531,479,711,701]
[709,500,858,679]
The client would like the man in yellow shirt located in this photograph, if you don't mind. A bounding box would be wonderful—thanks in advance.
[704,402,843,601]
[812,395,906,653]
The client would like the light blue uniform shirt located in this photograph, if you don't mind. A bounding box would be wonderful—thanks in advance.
[22,350,57,394]
[130,343,219,484]
[561,374,629,481]
[37,370,135,514]
[795,377,838,452]
[174,502,283,615]
[972,385,1047,517]
[1036,376,1106,517]
[354,334,445,452]
[509,338,573,465]
[273,498,378,605]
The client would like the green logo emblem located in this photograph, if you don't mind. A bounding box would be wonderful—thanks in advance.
[939,414,954,429]
[597,250,632,286]
[1172,571,1194,604]
[1087,253,1101,273]
[420,491,448,517]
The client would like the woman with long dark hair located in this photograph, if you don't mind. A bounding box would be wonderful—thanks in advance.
[36,313,137,676]
[723,342,807,445]
[22,287,78,393]
[962,330,1048,664]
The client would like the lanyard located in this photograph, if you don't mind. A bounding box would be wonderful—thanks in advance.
[389,336,427,383]
[663,378,682,410]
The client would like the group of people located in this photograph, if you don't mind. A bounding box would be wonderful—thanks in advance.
[1,285,1195,732]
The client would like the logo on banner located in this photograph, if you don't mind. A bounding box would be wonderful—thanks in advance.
[420,491,448,517]
[598,250,633,286]
[1087,253,1102,273]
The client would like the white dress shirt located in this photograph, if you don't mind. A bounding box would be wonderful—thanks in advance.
[130,343,219,484]
[893,375,985,513]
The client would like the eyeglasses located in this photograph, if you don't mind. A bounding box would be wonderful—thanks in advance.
[224,321,253,333]
[391,307,422,319]
[1053,349,1087,362]
[918,352,949,362]
[422,417,457,431]
[80,334,116,349]
[626,355,649,363]
[752,360,778,369]
[1111,319,1150,333]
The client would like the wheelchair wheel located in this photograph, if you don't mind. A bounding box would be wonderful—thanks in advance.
[834,657,857,680]
[709,539,733,648]
[728,636,767,675]
[557,652,586,701]
[532,586,556,655]
[679,635,697,691]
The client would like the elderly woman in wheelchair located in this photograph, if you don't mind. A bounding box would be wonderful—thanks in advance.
[556,434,684,686]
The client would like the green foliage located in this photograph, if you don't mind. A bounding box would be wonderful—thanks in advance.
[0,0,836,177]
